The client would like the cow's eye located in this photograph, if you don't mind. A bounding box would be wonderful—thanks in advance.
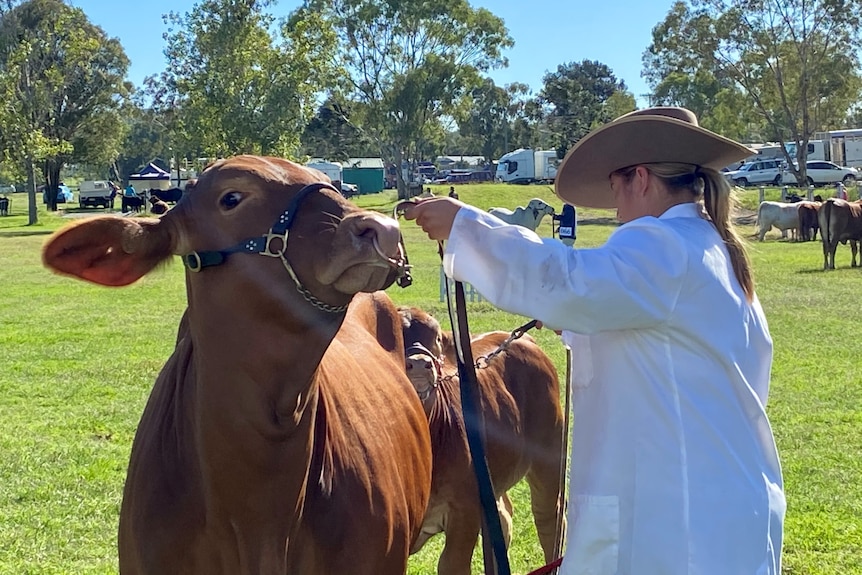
[219,191,243,210]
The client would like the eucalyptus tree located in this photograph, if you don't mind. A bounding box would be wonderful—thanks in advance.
[300,98,378,161]
[298,0,512,195]
[645,0,862,184]
[539,59,635,157]
[159,0,337,160]
[455,79,530,162]
[0,0,128,218]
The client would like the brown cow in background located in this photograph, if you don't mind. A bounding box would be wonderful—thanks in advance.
[42,156,432,575]
[399,306,565,575]
[796,201,821,242]
[820,198,862,269]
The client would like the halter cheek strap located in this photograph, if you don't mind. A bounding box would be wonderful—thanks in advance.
[181,182,351,314]
[180,181,412,315]
[182,182,336,272]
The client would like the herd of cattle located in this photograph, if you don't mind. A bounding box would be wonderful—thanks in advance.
[756,196,862,269]
[41,156,567,575]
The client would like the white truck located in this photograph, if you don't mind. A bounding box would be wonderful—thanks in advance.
[78,180,115,209]
[495,149,558,184]
[306,160,342,185]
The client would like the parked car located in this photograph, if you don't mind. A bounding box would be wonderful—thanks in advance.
[78,180,115,208]
[340,182,358,197]
[783,161,859,187]
[0,184,16,194]
[724,159,783,187]
[41,184,73,204]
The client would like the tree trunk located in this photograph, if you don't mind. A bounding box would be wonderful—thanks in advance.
[27,158,37,225]
[44,160,62,212]
[395,148,407,200]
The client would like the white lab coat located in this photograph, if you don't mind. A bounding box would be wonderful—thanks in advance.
[443,202,785,575]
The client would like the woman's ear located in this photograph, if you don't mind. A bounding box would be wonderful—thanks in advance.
[633,165,652,197]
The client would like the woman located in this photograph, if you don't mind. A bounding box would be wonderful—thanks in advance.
[402,107,785,575]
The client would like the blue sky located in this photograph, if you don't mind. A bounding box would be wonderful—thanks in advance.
[69,0,677,106]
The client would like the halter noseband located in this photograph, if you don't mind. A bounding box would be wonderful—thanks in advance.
[406,341,444,402]
[180,182,410,314]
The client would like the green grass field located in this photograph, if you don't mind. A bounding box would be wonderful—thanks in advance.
[0,183,860,574]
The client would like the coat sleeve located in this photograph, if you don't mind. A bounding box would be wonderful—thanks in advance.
[443,206,689,333]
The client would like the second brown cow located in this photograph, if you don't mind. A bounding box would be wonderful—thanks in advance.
[399,306,566,575]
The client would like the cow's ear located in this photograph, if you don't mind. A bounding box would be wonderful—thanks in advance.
[43,217,174,286]
[440,331,456,358]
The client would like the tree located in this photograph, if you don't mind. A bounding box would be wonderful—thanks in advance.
[300,98,377,161]
[158,0,337,161]
[539,60,635,157]
[455,79,530,162]
[0,0,128,219]
[644,0,862,185]
[113,102,175,182]
[300,0,512,196]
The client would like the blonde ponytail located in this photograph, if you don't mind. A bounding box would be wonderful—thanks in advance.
[644,163,755,302]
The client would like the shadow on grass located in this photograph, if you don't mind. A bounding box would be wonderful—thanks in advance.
[0,229,53,237]
[795,265,862,274]
[579,217,619,226]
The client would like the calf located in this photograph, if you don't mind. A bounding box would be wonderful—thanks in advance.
[399,306,565,575]
[756,200,799,241]
[148,195,169,215]
[121,195,144,214]
[820,198,862,269]
[796,201,821,242]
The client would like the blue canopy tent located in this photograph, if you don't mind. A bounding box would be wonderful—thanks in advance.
[129,162,171,191]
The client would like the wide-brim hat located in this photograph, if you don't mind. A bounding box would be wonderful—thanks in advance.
[555,107,755,209]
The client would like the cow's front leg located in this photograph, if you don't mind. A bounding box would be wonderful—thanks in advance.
[436,505,482,575]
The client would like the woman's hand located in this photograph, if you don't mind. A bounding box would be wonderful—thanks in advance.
[400,197,464,241]
[535,321,562,336]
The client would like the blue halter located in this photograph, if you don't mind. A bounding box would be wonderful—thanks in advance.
[181,182,337,273]
[180,182,350,314]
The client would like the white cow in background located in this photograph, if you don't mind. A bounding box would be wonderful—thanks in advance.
[756,200,800,241]
[489,198,556,232]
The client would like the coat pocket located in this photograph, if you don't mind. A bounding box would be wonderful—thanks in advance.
[567,494,620,574]
[561,331,594,388]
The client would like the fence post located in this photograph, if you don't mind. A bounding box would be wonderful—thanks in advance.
[780,186,787,202]
[439,266,484,303]
[807,185,814,201]
[759,186,765,204]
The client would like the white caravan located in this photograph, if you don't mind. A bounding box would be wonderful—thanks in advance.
[495,149,558,184]
[306,161,343,186]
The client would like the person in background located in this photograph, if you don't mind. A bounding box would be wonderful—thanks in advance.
[834,182,848,200]
[402,107,784,575]
[124,182,137,198]
[554,202,577,246]
[448,186,459,200]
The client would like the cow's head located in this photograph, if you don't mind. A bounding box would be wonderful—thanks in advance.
[43,156,407,315]
[528,198,555,217]
[398,306,452,406]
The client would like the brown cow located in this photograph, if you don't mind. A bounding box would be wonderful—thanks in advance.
[42,156,432,575]
[796,201,821,242]
[820,198,862,269]
[148,195,169,215]
[398,306,565,575]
